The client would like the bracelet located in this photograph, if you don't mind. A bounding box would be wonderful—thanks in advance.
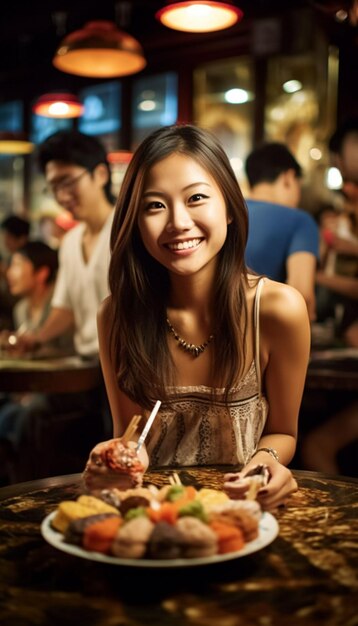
[252,447,279,462]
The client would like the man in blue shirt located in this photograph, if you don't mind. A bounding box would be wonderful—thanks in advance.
[244,143,319,321]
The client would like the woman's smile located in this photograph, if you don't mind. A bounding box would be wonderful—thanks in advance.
[164,237,204,252]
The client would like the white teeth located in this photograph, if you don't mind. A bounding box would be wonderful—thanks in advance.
[168,238,201,251]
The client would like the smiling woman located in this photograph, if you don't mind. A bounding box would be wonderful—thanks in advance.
[79,124,312,512]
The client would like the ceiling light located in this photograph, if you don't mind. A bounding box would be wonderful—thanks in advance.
[33,93,84,118]
[53,20,146,78]
[326,167,343,190]
[283,80,302,94]
[0,132,34,155]
[156,1,243,33]
[225,88,250,103]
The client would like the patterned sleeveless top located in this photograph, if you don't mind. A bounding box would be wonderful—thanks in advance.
[146,279,268,468]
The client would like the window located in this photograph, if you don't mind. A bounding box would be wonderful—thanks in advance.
[78,81,121,151]
[193,57,254,186]
[0,101,26,220]
[131,72,178,148]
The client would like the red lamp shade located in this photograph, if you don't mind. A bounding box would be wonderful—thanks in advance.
[107,150,133,164]
[33,93,84,118]
[156,1,243,33]
[52,21,146,78]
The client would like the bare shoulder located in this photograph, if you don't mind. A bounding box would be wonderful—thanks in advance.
[260,278,310,333]
[97,296,113,326]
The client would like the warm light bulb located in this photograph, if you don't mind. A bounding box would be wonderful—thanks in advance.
[33,93,84,118]
[156,2,243,33]
[48,102,70,116]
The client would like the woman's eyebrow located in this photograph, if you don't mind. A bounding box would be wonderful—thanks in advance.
[142,182,211,197]
[142,190,166,198]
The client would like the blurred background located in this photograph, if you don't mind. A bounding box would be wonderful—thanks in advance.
[0,0,357,225]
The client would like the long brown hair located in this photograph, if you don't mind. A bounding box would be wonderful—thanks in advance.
[108,124,249,408]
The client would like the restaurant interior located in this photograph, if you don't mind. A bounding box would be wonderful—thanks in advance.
[0,0,357,486]
[0,3,357,625]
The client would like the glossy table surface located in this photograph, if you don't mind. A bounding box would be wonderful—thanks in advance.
[0,467,357,625]
[0,354,102,393]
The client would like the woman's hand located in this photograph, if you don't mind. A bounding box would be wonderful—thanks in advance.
[82,438,149,493]
[223,461,298,511]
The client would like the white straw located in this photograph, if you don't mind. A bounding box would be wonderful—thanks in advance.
[136,400,161,452]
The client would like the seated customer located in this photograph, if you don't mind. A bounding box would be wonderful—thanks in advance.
[0,215,31,331]
[0,215,30,255]
[6,241,73,353]
[244,143,319,321]
[315,118,358,343]
[0,241,74,484]
[14,130,115,358]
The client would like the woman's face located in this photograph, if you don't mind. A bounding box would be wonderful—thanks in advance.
[137,153,230,279]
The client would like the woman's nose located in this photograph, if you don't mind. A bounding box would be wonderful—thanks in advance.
[166,204,194,232]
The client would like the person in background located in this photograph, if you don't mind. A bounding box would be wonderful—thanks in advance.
[0,215,31,331]
[83,125,311,510]
[3,241,73,353]
[14,130,115,358]
[6,131,116,476]
[244,143,319,321]
[0,241,74,484]
[301,119,358,477]
[0,215,30,255]
[315,118,358,344]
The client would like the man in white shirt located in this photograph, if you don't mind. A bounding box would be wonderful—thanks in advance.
[19,130,114,356]
[11,132,116,475]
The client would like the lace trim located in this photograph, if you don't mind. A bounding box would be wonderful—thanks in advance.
[165,359,256,395]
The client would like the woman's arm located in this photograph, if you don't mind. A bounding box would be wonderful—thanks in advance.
[97,297,143,438]
[259,281,311,460]
[82,300,149,490]
[225,281,311,509]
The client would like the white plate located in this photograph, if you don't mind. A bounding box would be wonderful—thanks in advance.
[41,511,279,568]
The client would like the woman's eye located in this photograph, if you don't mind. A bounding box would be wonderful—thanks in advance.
[189,193,208,203]
[145,200,165,210]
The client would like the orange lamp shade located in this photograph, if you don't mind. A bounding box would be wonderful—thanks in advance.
[156,1,243,33]
[53,21,146,78]
[0,132,34,154]
[33,93,84,118]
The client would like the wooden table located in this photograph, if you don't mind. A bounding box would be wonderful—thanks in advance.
[0,355,105,481]
[0,467,357,625]
[305,348,358,391]
[0,355,102,393]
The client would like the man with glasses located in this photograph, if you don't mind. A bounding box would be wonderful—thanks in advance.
[8,131,116,476]
[18,130,115,358]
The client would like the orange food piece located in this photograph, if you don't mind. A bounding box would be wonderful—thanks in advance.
[210,520,245,554]
[218,535,245,554]
[83,516,122,553]
[172,486,198,510]
[147,502,179,524]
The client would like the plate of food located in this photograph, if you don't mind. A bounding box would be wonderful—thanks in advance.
[41,483,279,568]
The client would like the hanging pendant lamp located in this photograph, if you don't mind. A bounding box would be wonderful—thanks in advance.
[33,93,84,118]
[107,150,133,164]
[0,132,34,155]
[156,1,243,33]
[52,20,146,78]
